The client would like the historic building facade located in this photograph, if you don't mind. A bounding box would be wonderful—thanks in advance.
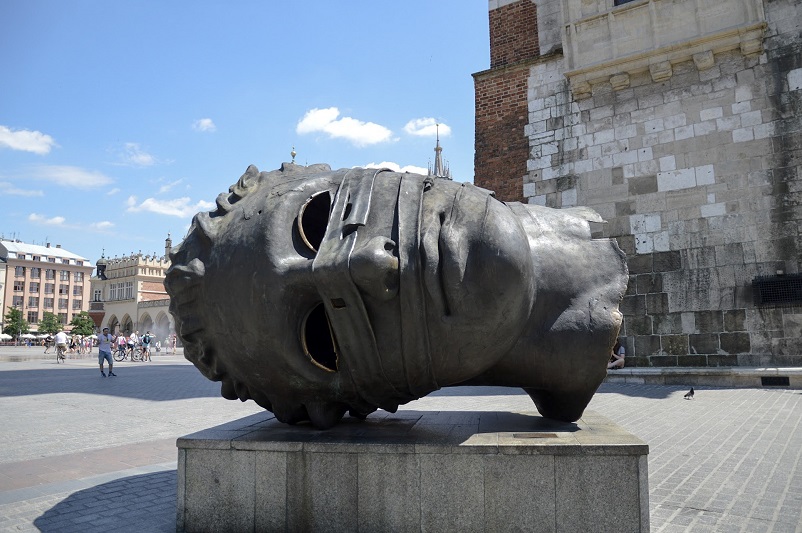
[88,235,175,343]
[474,0,802,366]
[0,239,94,332]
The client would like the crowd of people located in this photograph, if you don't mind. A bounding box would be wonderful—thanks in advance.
[110,331,177,355]
[40,330,178,359]
[42,334,94,355]
[35,329,179,377]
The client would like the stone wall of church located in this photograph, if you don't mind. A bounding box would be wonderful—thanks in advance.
[517,0,802,366]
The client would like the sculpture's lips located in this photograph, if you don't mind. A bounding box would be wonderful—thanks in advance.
[420,187,461,320]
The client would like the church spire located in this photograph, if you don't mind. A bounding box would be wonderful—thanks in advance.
[428,123,452,179]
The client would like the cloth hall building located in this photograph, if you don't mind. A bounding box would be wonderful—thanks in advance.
[88,235,175,343]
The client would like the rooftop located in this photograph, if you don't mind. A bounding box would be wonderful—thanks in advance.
[0,239,89,263]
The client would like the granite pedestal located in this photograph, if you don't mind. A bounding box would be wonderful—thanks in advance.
[176,409,649,532]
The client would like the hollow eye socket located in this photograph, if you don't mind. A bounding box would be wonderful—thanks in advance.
[298,192,332,253]
[301,303,338,373]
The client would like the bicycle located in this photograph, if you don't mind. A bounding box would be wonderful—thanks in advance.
[56,344,67,364]
[113,346,127,361]
[114,345,141,362]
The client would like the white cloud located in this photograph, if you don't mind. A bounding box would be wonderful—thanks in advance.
[89,221,115,230]
[29,165,113,189]
[192,118,216,132]
[404,118,451,137]
[108,142,163,167]
[361,162,428,175]
[118,142,156,166]
[296,107,393,147]
[0,125,57,154]
[0,181,44,196]
[297,107,340,133]
[28,213,66,226]
[127,196,215,217]
[107,187,120,196]
[158,178,184,194]
[28,213,116,234]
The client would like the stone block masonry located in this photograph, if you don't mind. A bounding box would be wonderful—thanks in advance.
[474,0,802,367]
[177,409,649,533]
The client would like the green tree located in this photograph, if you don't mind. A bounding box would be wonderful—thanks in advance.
[39,312,61,335]
[69,311,96,336]
[3,306,29,338]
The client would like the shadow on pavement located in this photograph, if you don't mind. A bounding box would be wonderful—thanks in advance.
[429,385,528,397]
[0,365,223,401]
[3,360,748,404]
[595,382,772,399]
[34,471,176,533]
[432,382,689,400]
[596,382,680,399]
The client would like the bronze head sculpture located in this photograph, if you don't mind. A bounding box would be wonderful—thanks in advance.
[165,163,628,428]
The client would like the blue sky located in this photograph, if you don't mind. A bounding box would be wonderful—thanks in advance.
[1,1,488,263]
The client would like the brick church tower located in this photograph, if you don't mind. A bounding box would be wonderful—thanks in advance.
[473,0,540,202]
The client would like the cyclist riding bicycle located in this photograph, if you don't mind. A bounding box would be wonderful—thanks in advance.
[54,330,68,362]
[127,331,139,354]
[115,333,124,354]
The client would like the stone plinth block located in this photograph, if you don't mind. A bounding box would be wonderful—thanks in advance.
[177,409,649,533]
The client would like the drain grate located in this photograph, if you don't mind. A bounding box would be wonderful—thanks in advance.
[752,274,802,306]
[761,376,790,387]
[513,433,559,439]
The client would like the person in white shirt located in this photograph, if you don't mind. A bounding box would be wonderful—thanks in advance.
[128,331,139,351]
[97,327,116,377]
[54,330,68,360]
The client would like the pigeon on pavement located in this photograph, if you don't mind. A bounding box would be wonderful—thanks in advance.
[684,387,695,400]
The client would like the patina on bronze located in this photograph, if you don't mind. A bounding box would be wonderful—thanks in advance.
[165,163,628,428]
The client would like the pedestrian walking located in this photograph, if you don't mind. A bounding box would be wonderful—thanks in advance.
[97,327,116,377]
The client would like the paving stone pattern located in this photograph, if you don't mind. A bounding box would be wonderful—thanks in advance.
[0,349,800,532]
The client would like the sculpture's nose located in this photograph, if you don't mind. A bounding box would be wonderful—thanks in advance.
[349,236,400,301]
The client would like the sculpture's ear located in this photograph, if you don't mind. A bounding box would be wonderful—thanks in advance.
[560,206,605,223]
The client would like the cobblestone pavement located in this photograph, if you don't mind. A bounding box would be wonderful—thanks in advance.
[0,346,800,532]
